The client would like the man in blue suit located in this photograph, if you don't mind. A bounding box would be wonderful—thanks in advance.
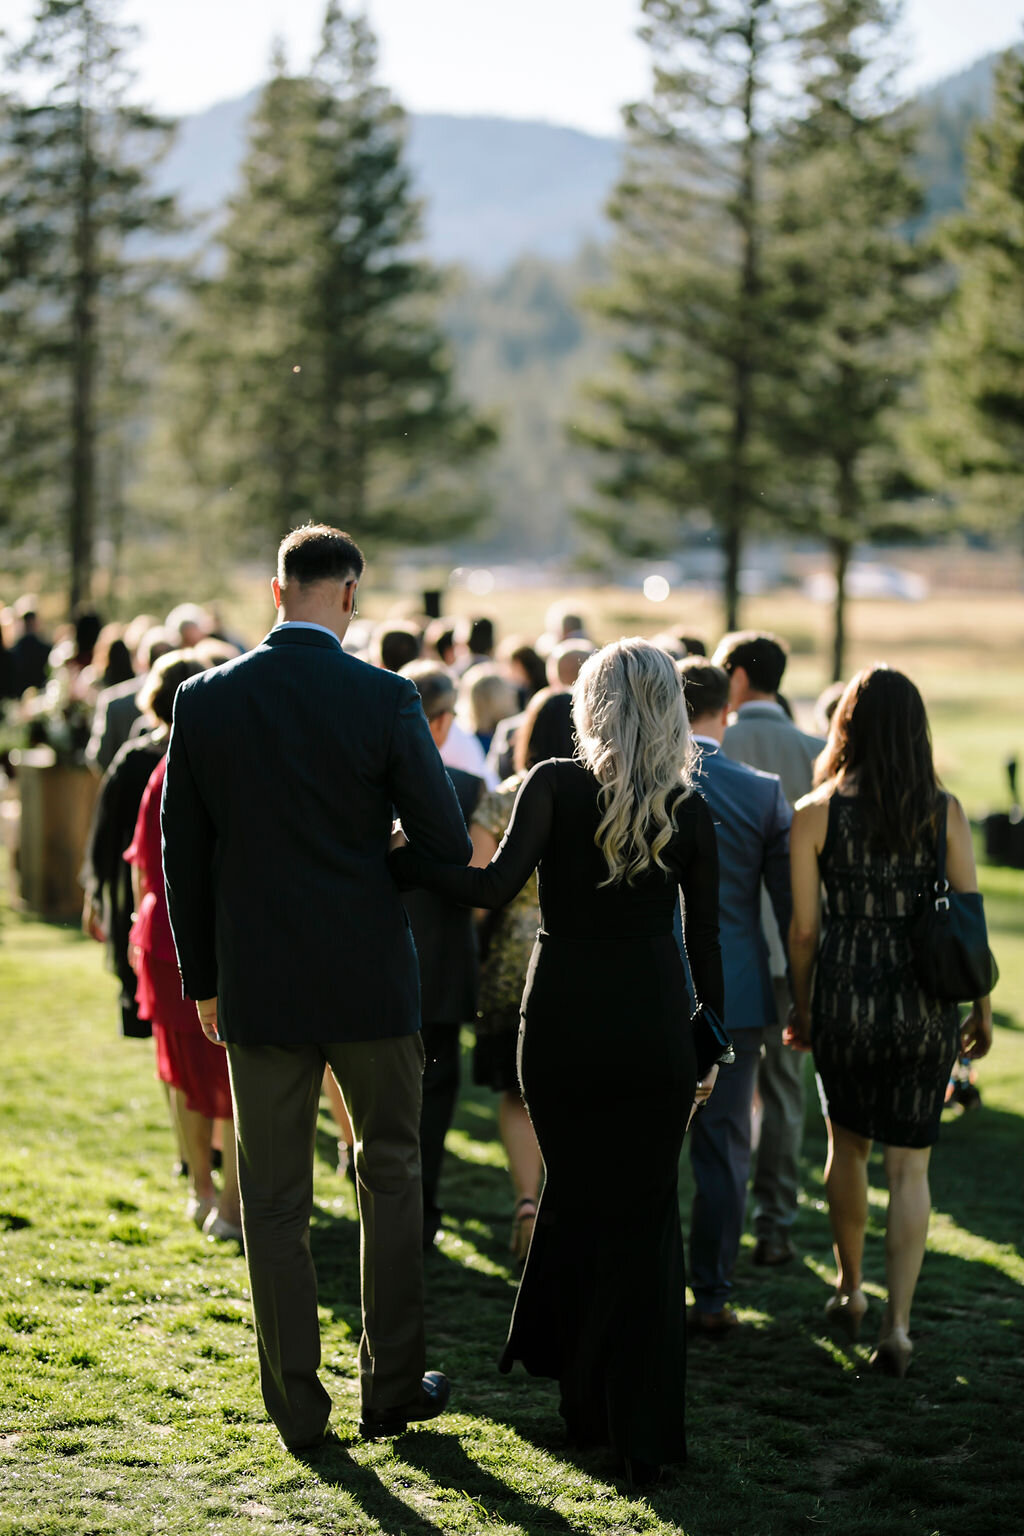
[161,525,472,1449]
[679,658,793,1333]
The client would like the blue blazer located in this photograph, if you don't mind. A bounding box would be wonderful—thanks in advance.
[160,625,471,1045]
[691,741,793,1034]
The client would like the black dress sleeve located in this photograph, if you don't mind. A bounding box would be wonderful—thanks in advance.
[390,760,556,909]
[675,794,725,1020]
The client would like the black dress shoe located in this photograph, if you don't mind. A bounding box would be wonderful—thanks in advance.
[752,1235,796,1266]
[620,1456,667,1491]
[358,1370,451,1440]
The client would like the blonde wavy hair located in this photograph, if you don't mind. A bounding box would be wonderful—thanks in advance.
[572,638,696,887]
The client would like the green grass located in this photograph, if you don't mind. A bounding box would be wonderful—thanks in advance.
[1,857,1023,1536]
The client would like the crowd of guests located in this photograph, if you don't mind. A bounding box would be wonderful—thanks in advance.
[3,568,996,1484]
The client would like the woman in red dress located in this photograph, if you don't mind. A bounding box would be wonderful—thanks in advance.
[126,720,242,1242]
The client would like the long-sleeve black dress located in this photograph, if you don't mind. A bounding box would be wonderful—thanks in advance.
[391,756,723,1468]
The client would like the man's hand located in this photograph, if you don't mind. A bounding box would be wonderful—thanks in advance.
[82,896,105,943]
[196,996,223,1046]
[783,1004,813,1053]
[687,1063,719,1132]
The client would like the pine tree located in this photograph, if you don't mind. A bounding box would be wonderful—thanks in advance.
[0,0,179,610]
[573,0,794,628]
[765,0,931,679]
[179,4,494,553]
[914,46,1024,549]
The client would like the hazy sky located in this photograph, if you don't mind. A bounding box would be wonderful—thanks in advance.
[5,0,1024,134]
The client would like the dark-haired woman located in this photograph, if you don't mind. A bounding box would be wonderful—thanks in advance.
[788,665,993,1376]
[392,642,723,1484]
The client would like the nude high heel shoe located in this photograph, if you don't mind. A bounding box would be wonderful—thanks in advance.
[824,1288,868,1341]
[870,1326,913,1377]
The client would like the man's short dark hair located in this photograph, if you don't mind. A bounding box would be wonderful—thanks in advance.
[712,630,788,694]
[400,660,456,721]
[424,618,456,664]
[456,615,494,656]
[679,658,731,723]
[375,622,422,674]
[277,524,364,587]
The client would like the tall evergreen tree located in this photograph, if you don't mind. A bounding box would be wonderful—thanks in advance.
[573,0,794,628]
[914,45,1024,549]
[180,4,494,552]
[0,0,179,610]
[765,0,930,679]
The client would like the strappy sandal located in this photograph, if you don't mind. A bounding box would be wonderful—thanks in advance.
[510,1196,537,1266]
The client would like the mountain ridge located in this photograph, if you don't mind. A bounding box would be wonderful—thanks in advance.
[154,47,1010,273]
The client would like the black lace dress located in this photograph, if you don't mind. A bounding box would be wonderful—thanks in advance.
[391,756,723,1468]
[812,794,960,1148]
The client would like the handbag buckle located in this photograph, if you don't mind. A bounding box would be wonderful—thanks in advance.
[934,895,950,912]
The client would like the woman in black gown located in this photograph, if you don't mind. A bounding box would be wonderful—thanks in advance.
[391,638,723,1483]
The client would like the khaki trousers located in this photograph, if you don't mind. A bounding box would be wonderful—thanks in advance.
[226,1032,426,1447]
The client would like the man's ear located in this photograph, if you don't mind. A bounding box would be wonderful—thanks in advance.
[720,704,730,728]
[428,710,453,749]
[271,576,282,610]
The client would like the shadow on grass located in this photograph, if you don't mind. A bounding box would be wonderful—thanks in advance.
[402,1429,598,1535]
[299,1441,440,1536]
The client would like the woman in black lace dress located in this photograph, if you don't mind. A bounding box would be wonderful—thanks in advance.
[788,666,993,1375]
[391,639,723,1485]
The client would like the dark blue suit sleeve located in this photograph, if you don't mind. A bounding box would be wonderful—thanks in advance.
[762,780,793,962]
[677,796,725,1020]
[161,691,219,1000]
[391,760,555,907]
[388,681,473,866]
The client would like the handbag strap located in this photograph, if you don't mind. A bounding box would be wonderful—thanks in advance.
[933,793,950,903]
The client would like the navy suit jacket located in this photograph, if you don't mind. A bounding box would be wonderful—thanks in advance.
[691,741,793,1035]
[160,625,472,1045]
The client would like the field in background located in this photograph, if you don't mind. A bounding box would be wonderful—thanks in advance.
[216,579,1024,820]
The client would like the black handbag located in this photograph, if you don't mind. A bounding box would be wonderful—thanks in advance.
[691,1001,735,1080]
[910,798,998,1003]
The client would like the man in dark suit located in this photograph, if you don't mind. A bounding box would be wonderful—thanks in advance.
[399,660,484,1247]
[714,630,825,1266]
[161,525,472,1451]
[679,658,793,1334]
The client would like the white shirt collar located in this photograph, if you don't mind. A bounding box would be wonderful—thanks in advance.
[693,734,721,749]
[275,620,340,643]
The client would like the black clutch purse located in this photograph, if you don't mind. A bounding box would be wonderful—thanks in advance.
[910,798,998,1003]
[691,1002,735,1080]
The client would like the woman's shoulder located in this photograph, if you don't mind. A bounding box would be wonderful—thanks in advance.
[794,782,834,816]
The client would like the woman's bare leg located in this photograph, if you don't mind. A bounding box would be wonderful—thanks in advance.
[498,1090,543,1206]
[825,1120,871,1297]
[880,1144,932,1337]
[323,1065,354,1171]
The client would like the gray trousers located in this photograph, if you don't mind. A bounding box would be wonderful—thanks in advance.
[688,1031,762,1313]
[226,1032,426,1447]
[751,977,806,1240]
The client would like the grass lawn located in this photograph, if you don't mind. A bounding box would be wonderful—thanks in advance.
[1,837,1022,1536]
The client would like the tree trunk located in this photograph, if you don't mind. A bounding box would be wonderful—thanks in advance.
[830,452,859,679]
[69,97,98,613]
[829,534,852,682]
[722,16,762,637]
[722,519,742,632]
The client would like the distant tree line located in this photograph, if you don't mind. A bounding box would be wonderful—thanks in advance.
[0,0,1021,671]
